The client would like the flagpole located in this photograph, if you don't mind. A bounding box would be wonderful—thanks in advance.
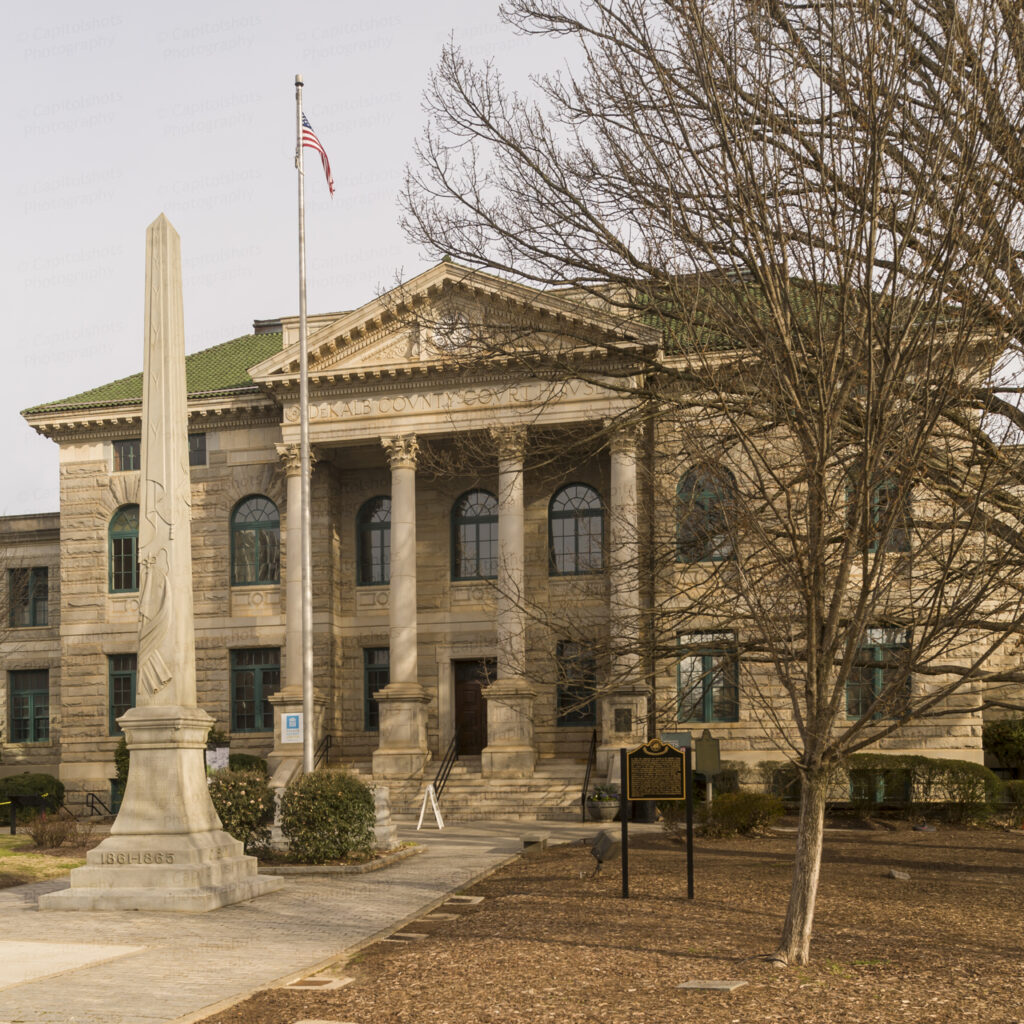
[295,74,314,774]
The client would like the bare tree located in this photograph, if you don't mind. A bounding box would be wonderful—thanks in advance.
[402,0,1024,965]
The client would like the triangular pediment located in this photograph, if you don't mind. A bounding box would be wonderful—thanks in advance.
[247,261,657,385]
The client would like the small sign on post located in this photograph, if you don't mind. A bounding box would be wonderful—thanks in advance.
[619,740,694,900]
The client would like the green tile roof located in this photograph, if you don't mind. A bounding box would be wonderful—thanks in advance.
[22,332,283,415]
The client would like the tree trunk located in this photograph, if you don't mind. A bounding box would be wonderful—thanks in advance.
[775,768,829,965]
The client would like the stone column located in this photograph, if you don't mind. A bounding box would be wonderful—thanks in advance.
[372,435,429,778]
[482,426,537,776]
[600,424,648,776]
[268,444,324,772]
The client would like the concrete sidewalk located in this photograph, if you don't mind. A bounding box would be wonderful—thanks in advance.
[0,819,614,1024]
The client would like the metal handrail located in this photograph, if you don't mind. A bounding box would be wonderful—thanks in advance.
[433,728,460,803]
[85,793,113,817]
[581,728,598,822]
[313,734,332,770]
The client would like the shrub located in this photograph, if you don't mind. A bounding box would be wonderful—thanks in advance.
[280,769,375,863]
[914,757,1000,824]
[700,791,784,837]
[228,753,268,775]
[983,718,1024,777]
[0,773,64,813]
[25,811,83,849]
[114,737,130,790]
[1002,780,1024,827]
[844,753,1000,824]
[207,769,276,855]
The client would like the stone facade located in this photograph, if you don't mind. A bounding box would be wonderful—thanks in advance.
[0,262,1003,814]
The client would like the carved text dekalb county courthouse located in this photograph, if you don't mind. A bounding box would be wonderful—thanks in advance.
[0,262,993,817]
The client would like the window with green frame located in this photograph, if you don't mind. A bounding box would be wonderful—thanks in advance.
[364,647,390,730]
[112,438,141,472]
[846,466,912,554]
[9,669,49,743]
[452,489,498,580]
[555,641,597,725]
[231,648,280,731]
[108,653,137,735]
[8,567,48,627]
[846,628,911,719]
[357,497,391,585]
[677,466,737,563]
[549,484,603,575]
[677,632,739,722]
[109,505,140,593]
[231,495,280,585]
[849,767,912,806]
[868,479,911,552]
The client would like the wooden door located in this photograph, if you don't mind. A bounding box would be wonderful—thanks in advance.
[453,659,495,757]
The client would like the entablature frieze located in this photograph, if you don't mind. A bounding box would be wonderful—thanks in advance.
[278,377,633,445]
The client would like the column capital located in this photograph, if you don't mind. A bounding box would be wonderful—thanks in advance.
[381,434,419,470]
[275,443,317,476]
[605,420,641,456]
[489,425,527,461]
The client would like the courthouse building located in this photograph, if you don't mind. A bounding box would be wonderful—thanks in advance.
[0,262,993,817]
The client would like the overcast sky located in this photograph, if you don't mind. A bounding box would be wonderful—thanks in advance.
[1,1,542,516]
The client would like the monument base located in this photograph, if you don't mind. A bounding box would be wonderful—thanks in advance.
[38,830,283,913]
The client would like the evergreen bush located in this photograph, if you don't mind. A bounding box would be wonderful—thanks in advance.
[1002,780,1024,827]
[0,773,64,813]
[207,769,276,854]
[279,769,375,863]
[845,753,1000,823]
[228,753,268,775]
[982,718,1024,777]
[700,791,784,837]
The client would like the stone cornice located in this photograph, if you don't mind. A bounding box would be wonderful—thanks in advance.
[26,394,280,441]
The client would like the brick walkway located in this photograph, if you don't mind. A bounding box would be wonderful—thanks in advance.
[0,820,612,1024]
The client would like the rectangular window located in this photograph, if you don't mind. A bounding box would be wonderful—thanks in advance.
[846,628,910,719]
[108,653,137,735]
[677,632,739,723]
[556,641,597,726]
[364,647,390,730]
[231,648,281,732]
[8,567,48,627]
[112,439,141,472]
[870,481,911,552]
[188,432,207,467]
[9,669,49,743]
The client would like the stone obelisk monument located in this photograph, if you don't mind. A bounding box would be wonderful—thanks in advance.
[41,215,283,911]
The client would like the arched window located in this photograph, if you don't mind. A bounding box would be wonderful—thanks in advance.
[357,496,391,585]
[231,496,280,585]
[109,505,140,593]
[452,490,498,580]
[677,466,736,562]
[549,484,604,575]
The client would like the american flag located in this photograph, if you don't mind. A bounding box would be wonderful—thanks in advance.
[302,113,334,196]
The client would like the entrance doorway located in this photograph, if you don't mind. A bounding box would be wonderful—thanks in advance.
[453,658,495,757]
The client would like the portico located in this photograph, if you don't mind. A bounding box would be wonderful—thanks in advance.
[250,262,653,783]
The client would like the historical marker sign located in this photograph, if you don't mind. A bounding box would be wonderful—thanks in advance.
[625,739,686,801]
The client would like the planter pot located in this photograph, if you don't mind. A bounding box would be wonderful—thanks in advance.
[588,800,618,822]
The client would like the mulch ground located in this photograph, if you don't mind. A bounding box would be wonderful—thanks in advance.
[201,824,1024,1024]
